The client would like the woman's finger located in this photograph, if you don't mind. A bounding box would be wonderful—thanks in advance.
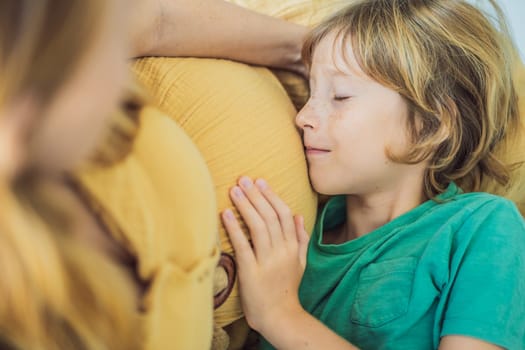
[255,178,297,244]
[238,176,284,247]
[230,186,271,257]
[222,209,256,268]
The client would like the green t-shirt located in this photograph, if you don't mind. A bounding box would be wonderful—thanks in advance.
[260,183,525,349]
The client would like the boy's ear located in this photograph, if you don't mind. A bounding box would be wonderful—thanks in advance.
[0,95,38,179]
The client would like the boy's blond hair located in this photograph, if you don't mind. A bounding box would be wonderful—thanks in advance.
[303,0,521,198]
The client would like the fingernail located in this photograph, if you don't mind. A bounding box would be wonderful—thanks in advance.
[255,178,267,190]
[232,186,244,198]
[224,209,235,220]
[239,177,252,189]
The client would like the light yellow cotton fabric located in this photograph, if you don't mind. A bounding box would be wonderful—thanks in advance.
[75,106,219,350]
[132,57,318,330]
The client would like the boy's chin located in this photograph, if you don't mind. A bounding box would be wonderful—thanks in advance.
[311,180,342,197]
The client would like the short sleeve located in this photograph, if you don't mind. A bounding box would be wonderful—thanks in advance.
[441,199,525,349]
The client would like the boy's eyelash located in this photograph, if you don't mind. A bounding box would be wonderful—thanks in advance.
[334,96,351,101]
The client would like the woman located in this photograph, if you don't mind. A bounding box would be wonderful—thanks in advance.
[0,0,141,348]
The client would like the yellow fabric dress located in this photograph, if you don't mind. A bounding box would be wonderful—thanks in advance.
[132,57,318,349]
[132,57,318,325]
[75,106,219,349]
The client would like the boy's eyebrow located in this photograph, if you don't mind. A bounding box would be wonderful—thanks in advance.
[317,64,350,76]
[320,61,356,78]
[328,68,358,81]
[326,61,367,82]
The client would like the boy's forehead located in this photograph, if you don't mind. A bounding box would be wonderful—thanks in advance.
[312,31,365,79]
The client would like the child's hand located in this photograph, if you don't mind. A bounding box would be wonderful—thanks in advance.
[221,176,310,333]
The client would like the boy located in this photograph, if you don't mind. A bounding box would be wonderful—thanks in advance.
[222,0,525,349]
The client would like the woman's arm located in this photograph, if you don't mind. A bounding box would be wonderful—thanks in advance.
[132,0,308,75]
[221,176,358,350]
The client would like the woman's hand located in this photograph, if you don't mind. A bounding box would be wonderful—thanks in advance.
[221,176,310,332]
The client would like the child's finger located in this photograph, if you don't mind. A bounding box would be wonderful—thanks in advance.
[238,177,284,247]
[255,178,296,243]
[230,186,271,257]
[222,209,256,267]
[295,215,310,269]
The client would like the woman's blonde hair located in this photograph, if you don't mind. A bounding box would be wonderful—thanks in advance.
[303,0,521,197]
[0,184,141,349]
[0,0,142,348]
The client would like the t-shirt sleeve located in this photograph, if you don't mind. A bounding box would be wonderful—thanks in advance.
[440,198,525,349]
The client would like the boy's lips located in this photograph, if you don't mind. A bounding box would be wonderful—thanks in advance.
[305,145,331,155]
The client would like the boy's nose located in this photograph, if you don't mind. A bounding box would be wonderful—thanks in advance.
[295,101,318,130]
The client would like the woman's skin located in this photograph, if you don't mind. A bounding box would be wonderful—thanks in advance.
[131,0,309,77]
[29,1,129,175]
[4,0,138,290]
[0,100,34,180]
[49,0,139,289]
